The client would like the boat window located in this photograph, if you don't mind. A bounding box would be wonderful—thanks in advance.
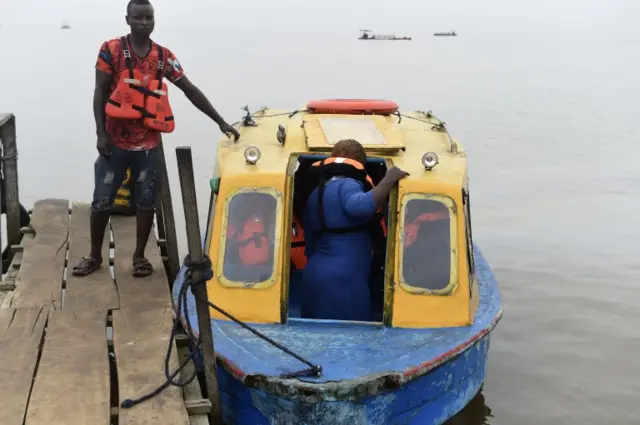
[399,194,457,295]
[219,188,282,288]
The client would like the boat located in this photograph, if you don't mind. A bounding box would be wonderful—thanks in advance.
[358,29,412,41]
[172,99,503,425]
[434,31,457,36]
[61,20,70,29]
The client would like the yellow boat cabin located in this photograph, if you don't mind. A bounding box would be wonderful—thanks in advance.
[203,99,479,329]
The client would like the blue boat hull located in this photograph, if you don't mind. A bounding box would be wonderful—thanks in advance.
[172,245,502,425]
[215,334,490,425]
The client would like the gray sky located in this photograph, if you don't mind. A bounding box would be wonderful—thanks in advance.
[1,0,639,35]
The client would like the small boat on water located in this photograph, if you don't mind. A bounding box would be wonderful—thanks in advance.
[172,99,503,425]
[434,31,457,36]
[61,20,70,29]
[358,29,412,41]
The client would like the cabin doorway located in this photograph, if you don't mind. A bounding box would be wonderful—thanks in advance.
[287,154,389,323]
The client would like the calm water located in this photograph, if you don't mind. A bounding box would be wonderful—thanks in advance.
[1,12,640,425]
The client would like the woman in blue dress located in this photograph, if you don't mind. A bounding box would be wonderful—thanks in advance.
[301,139,409,321]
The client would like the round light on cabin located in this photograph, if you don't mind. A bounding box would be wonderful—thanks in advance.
[244,146,261,164]
[421,152,439,170]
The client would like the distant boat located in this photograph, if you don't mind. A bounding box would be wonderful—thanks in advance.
[358,29,412,41]
[434,31,457,37]
[61,20,70,29]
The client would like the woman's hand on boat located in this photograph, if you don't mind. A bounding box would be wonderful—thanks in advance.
[219,122,240,142]
[96,133,112,157]
[371,167,410,207]
[385,166,410,183]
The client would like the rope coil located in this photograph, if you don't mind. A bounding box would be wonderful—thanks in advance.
[120,254,322,409]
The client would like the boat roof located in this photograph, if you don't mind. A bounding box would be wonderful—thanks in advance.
[215,107,468,187]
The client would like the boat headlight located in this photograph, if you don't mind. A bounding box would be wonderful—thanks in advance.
[244,146,261,164]
[421,152,439,170]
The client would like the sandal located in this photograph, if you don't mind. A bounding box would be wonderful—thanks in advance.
[132,257,154,277]
[71,256,102,276]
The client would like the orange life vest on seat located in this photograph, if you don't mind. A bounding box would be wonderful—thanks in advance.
[404,211,449,248]
[290,215,307,270]
[142,45,175,133]
[105,37,147,120]
[310,157,388,237]
[228,215,270,266]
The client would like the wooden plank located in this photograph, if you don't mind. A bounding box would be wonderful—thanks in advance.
[110,215,171,309]
[64,203,119,311]
[113,306,190,425]
[24,309,110,425]
[178,346,210,425]
[157,142,181,286]
[10,199,69,309]
[0,307,48,425]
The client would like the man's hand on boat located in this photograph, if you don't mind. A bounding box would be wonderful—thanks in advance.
[219,122,240,142]
[97,132,112,157]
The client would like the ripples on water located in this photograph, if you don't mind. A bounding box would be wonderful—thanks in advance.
[1,18,639,425]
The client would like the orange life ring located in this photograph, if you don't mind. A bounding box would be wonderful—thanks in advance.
[306,99,399,115]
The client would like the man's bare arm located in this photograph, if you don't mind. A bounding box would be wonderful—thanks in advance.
[173,76,225,125]
[94,70,112,136]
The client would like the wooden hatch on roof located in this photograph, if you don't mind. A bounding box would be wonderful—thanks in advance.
[303,115,405,153]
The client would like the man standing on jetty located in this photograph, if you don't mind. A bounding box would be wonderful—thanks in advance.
[72,0,239,277]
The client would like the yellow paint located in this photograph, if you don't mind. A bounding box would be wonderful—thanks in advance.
[206,173,286,324]
[204,106,476,328]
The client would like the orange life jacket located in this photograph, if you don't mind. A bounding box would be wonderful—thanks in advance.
[309,157,388,237]
[105,37,147,120]
[105,37,175,133]
[290,215,307,270]
[228,215,269,265]
[404,211,449,248]
[142,45,175,133]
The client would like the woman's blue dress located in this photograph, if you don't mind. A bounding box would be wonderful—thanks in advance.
[301,176,377,321]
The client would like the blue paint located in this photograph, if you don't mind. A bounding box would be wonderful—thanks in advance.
[172,245,502,424]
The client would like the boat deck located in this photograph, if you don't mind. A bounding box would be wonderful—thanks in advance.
[0,199,209,425]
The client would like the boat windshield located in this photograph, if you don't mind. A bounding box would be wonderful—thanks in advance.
[399,194,456,294]
[220,189,280,286]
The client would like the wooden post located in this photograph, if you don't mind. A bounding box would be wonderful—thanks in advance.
[0,113,21,265]
[156,142,180,286]
[175,146,222,425]
[0,117,4,267]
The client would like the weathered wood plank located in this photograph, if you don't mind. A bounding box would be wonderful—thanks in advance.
[178,346,210,425]
[157,142,181,285]
[0,307,48,425]
[110,215,171,309]
[64,203,119,311]
[10,199,69,309]
[24,309,110,425]
[113,306,190,425]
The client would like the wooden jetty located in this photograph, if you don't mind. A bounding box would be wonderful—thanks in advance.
[0,113,211,425]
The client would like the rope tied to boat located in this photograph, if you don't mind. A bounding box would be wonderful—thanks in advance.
[120,254,322,409]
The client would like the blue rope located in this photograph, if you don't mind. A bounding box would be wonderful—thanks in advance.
[120,255,213,409]
[120,254,322,410]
